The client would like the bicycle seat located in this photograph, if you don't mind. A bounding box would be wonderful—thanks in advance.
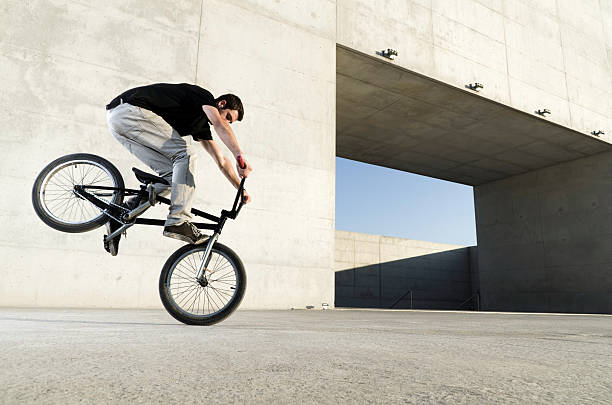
[132,168,170,185]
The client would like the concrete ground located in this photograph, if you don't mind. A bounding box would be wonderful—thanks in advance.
[1,308,610,404]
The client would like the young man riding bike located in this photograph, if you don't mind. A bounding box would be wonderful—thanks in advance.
[106,83,252,246]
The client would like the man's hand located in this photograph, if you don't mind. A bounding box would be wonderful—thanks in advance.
[236,155,252,178]
[242,189,252,204]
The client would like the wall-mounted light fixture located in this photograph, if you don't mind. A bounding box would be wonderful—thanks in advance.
[591,130,605,136]
[535,109,551,116]
[465,83,483,92]
[376,48,398,60]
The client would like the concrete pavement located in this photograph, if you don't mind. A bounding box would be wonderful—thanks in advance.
[1,308,610,404]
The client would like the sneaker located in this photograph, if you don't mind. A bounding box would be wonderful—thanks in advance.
[122,194,146,211]
[163,222,208,244]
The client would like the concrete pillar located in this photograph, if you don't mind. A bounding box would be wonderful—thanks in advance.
[475,151,612,313]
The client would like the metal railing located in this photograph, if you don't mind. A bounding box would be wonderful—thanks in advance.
[456,292,480,311]
[390,290,413,309]
[387,291,481,311]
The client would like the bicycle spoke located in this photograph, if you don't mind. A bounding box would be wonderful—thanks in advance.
[176,262,195,274]
[45,196,74,207]
[178,258,196,272]
[211,272,236,283]
[210,278,236,285]
[48,178,71,190]
[209,274,236,284]
[78,163,84,184]
[209,285,234,298]
[82,163,94,182]
[171,282,197,295]
[211,267,234,278]
[204,287,218,313]
[65,194,79,221]
[213,262,233,273]
[208,285,229,306]
[176,288,199,309]
[57,169,74,187]
[171,279,197,286]
[176,285,200,306]
[88,169,106,185]
[175,266,197,280]
[171,273,197,283]
[187,287,199,313]
[211,253,221,272]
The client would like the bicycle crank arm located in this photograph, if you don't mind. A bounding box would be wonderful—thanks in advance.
[104,222,135,242]
[123,200,153,221]
[196,232,219,281]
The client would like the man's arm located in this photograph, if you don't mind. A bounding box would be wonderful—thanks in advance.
[199,139,251,203]
[202,105,252,178]
[199,139,240,188]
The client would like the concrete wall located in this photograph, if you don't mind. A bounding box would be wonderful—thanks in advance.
[337,0,612,142]
[1,0,336,309]
[335,231,476,309]
[475,150,612,314]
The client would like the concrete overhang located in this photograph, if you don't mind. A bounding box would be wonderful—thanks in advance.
[336,45,612,185]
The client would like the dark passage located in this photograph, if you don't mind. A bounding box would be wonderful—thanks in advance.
[335,248,480,310]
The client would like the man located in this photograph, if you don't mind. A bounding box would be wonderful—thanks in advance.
[106,83,252,246]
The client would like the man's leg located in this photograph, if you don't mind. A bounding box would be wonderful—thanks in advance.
[106,103,198,226]
[165,139,198,226]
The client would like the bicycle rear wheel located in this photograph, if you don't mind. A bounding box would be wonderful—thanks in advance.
[159,242,246,326]
[32,153,124,233]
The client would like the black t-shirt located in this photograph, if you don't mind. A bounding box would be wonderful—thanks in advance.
[108,83,215,141]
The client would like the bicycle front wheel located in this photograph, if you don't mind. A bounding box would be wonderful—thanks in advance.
[159,242,246,326]
[32,153,124,233]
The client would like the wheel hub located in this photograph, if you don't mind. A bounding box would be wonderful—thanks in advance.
[197,277,208,287]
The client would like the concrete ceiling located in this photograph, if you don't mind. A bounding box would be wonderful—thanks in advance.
[336,45,612,185]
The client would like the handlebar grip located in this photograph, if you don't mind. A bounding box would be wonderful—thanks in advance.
[236,155,246,170]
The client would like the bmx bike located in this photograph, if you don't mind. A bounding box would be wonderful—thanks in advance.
[32,153,247,326]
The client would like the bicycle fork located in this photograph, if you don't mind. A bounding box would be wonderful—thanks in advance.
[196,232,219,282]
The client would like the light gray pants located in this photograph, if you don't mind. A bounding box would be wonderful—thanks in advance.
[106,102,198,226]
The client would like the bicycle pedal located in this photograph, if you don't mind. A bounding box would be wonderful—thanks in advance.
[103,234,120,256]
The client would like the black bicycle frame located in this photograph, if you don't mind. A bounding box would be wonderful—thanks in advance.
[73,177,247,235]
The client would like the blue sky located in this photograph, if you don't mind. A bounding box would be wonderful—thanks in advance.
[335,157,477,246]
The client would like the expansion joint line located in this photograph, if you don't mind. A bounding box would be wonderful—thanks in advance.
[194,0,204,83]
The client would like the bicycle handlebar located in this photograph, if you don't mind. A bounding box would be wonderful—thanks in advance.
[221,157,247,220]
[226,177,246,219]
[232,156,248,216]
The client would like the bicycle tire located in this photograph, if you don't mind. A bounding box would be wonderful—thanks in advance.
[32,153,125,233]
[159,242,246,326]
